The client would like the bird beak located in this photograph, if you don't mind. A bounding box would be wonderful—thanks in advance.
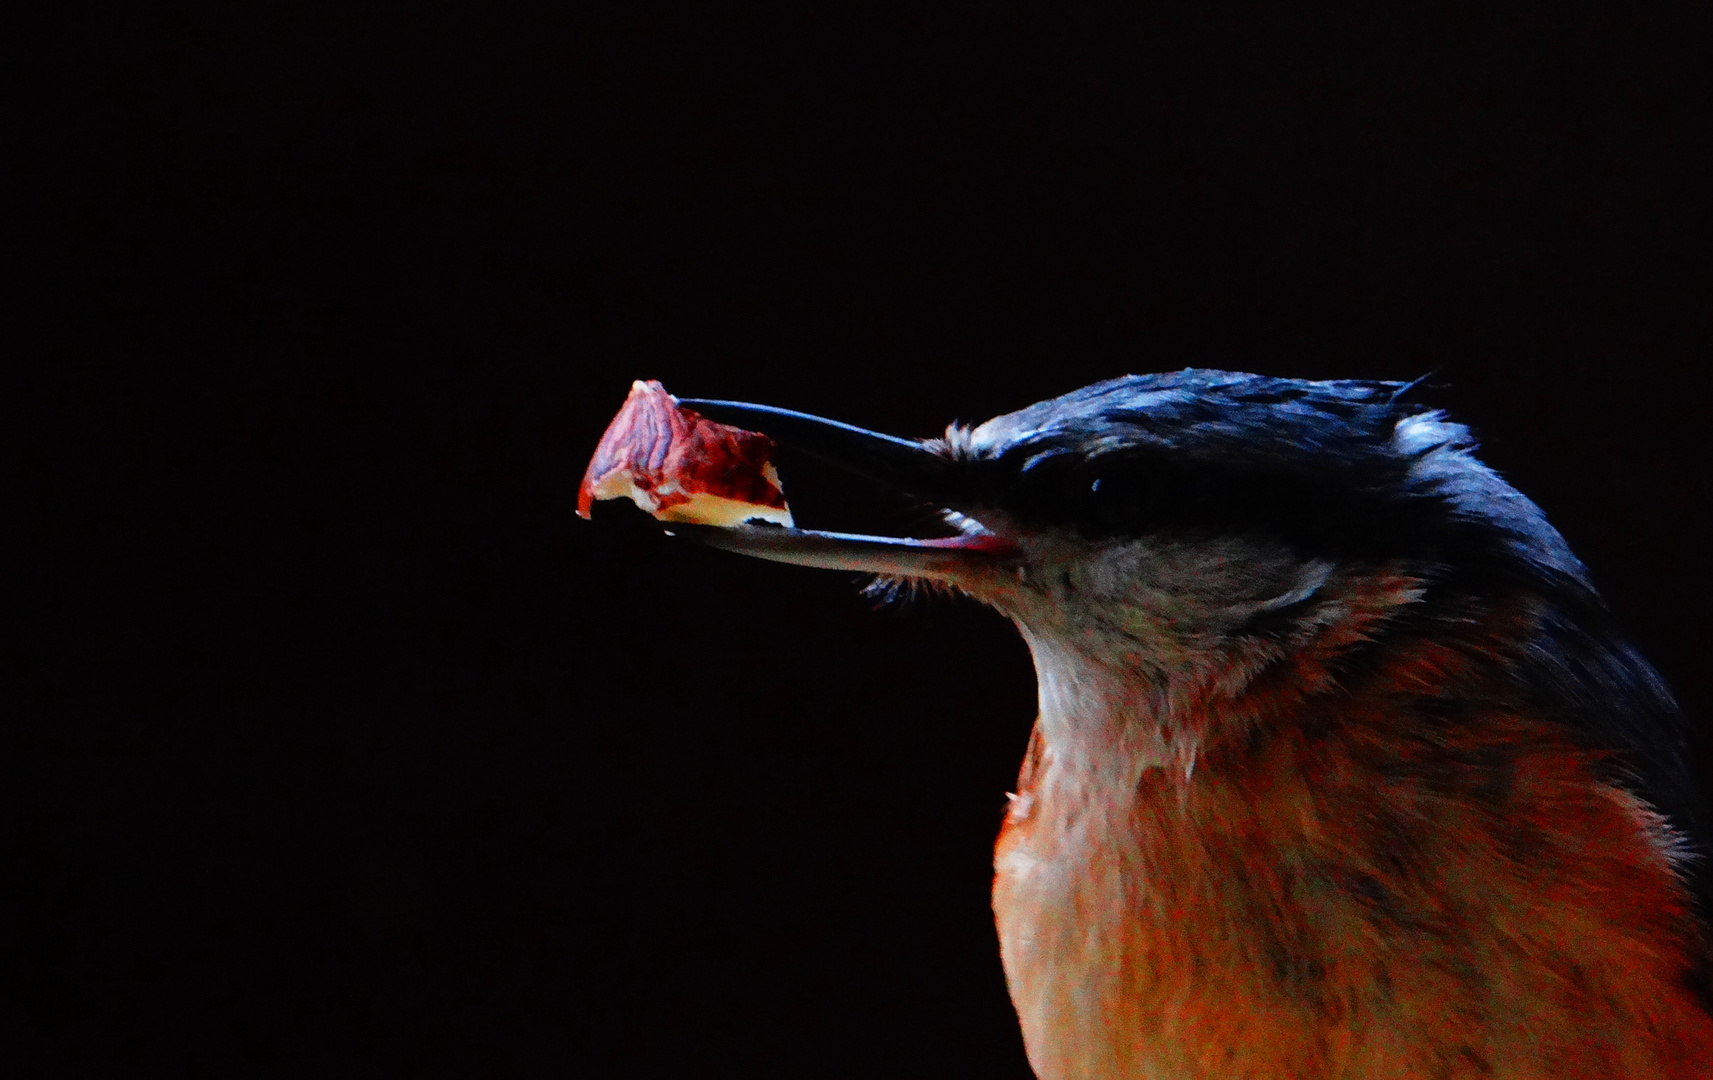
[670,399,1016,582]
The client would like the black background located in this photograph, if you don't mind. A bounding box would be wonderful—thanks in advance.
[19,8,1713,1077]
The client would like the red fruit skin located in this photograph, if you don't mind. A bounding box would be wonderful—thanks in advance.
[577,380,791,521]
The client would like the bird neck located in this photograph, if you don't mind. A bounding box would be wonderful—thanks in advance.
[1014,561,1428,788]
[997,573,1713,1078]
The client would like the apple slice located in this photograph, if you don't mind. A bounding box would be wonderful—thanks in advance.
[578,380,795,528]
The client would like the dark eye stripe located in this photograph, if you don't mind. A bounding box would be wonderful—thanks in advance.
[1001,451,1477,564]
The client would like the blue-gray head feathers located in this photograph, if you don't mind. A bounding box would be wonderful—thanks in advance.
[946,370,1702,908]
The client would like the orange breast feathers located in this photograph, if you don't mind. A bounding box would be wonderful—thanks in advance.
[992,595,1713,1080]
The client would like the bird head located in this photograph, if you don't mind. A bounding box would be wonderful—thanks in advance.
[679,372,1607,752]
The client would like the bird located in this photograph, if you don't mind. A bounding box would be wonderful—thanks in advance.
[661,370,1712,1078]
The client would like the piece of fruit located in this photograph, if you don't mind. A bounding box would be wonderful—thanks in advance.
[578,380,795,527]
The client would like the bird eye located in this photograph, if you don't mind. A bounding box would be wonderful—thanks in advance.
[1084,475,1145,532]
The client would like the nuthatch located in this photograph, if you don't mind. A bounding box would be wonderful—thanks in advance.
[666,371,1711,1078]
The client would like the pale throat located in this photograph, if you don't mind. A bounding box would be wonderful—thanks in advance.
[1018,627,1190,783]
[985,538,1423,791]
